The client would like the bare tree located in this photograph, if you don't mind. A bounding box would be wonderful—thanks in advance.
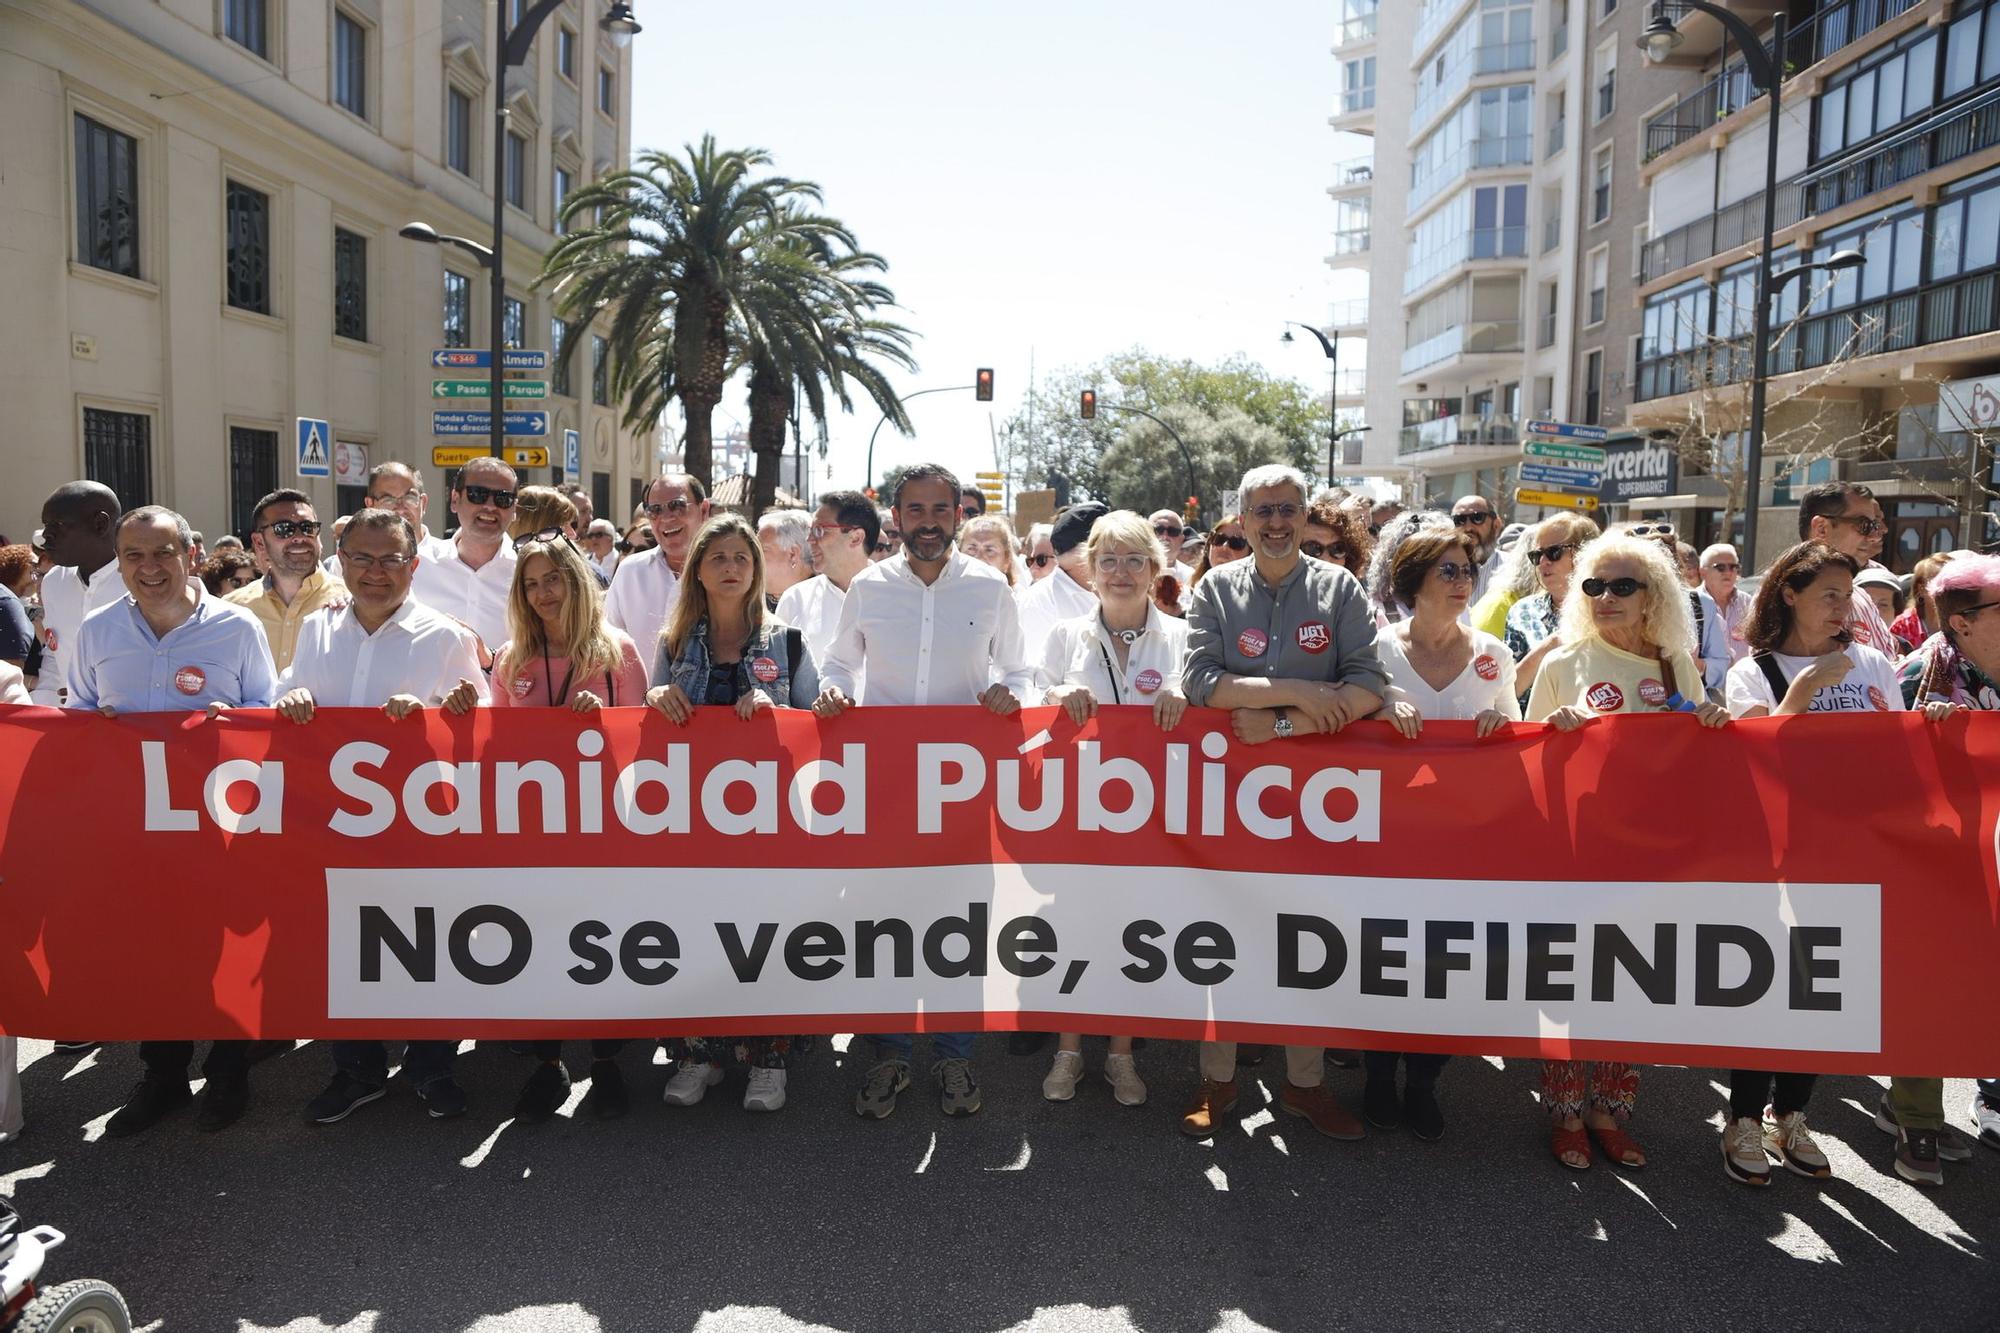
[1878,377,1998,552]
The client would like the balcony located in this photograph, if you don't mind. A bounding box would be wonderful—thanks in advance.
[1413,0,1473,61]
[1641,0,1924,164]
[1398,412,1521,458]
[1337,9,1377,45]
[1546,115,1566,158]
[1333,367,1369,400]
[1339,87,1377,115]
[1328,154,1375,194]
[1542,215,1561,253]
[1537,311,1558,348]
[1328,298,1370,330]
[1409,133,1533,214]
[1412,40,1537,133]
[1400,320,1524,377]
[1326,227,1372,268]
[1404,226,1529,297]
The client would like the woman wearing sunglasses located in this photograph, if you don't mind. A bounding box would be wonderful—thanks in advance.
[1023,523,1056,583]
[489,531,650,1123]
[645,514,819,1113]
[1036,510,1191,1108]
[1188,514,1248,586]
[1524,532,1726,1171]
[1300,498,1374,581]
[1501,513,1599,703]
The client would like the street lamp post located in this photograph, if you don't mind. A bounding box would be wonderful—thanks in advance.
[1091,402,1201,527]
[402,2,640,459]
[1282,322,1343,486]
[864,384,972,492]
[1332,425,1373,481]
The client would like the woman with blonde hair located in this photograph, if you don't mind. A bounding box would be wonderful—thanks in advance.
[490,530,650,1122]
[1524,530,1726,1172]
[646,513,819,1113]
[506,485,580,542]
[959,514,1020,587]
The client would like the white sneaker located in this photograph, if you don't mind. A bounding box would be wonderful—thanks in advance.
[1042,1050,1084,1102]
[743,1067,787,1112]
[1721,1116,1771,1186]
[1763,1108,1832,1179]
[1103,1053,1147,1107]
[661,1061,724,1106]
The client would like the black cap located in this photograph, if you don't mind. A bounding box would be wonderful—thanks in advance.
[1050,502,1109,556]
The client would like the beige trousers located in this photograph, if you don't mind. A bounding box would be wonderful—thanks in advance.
[1199,1041,1322,1088]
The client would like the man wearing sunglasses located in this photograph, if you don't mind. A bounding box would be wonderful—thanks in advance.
[1450,495,1503,601]
[225,489,345,671]
[31,480,126,705]
[1180,463,1387,1145]
[1694,543,1751,691]
[776,490,878,664]
[605,473,706,656]
[1798,480,1895,655]
[1149,509,1198,592]
[410,456,520,656]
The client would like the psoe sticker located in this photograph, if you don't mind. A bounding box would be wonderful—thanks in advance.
[750,656,780,684]
[1237,628,1269,658]
[1637,677,1669,706]
[512,675,534,698]
[1473,654,1500,681]
[173,666,207,696]
[1134,668,1164,695]
[1296,622,1330,654]
[1867,685,1889,711]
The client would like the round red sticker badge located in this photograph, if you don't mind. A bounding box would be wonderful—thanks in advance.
[1585,681,1625,712]
[1637,677,1669,706]
[750,656,780,684]
[1134,668,1164,695]
[1237,628,1269,658]
[1868,685,1889,711]
[173,666,207,696]
[512,675,534,698]
[1473,654,1500,682]
[1296,622,1331,654]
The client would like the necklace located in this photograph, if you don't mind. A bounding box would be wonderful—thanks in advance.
[1100,611,1144,646]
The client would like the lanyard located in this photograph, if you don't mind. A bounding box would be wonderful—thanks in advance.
[1097,640,1124,706]
[542,643,576,709]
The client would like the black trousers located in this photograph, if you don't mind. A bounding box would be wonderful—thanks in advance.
[139,1039,247,1083]
[1728,1069,1816,1120]
[1363,1051,1448,1089]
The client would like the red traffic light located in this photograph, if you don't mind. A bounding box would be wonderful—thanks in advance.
[1080,389,1097,420]
[975,368,994,402]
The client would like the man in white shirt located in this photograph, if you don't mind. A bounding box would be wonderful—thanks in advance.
[1452,495,1504,602]
[583,519,622,582]
[813,464,1030,1123]
[409,456,518,655]
[1017,502,1104,674]
[278,509,487,1125]
[1149,509,1198,588]
[775,489,877,664]
[605,473,706,656]
[758,508,814,604]
[70,506,279,1140]
[359,462,453,563]
[1797,480,1896,655]
[1695,542,1752,690]
[31,480,126,705]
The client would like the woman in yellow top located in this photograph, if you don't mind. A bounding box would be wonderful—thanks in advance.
[1523,531,1728,1172]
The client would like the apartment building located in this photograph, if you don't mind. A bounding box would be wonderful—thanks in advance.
[1623,0,2000,569]
[0,0,648,547]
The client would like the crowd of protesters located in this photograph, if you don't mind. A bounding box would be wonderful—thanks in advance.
[2,457,1996,1194]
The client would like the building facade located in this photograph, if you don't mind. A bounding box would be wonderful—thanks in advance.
[0,0,650,547]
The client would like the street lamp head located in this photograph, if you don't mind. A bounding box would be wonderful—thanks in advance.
[398,221,440,244]
[1821,248,1866,273]
[603,2,642,48]
[1637,11,1684,63]
[1280,329,1296,345]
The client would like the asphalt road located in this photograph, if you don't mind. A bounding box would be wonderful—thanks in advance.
[5,1036,1998,1332]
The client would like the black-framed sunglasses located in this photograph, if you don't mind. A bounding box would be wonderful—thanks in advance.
[1452,512,1495,527]
[524,526,582,555]
[1582,576,1647,599]
[644,498,693,516]
[1528,542,1579,564]
[1210,534,1249,552]
[874,539,901,554]
[1433,561,1480,583]
[1026,552,1053,568]
[460,485,517,509]
[1955,599,2000,620]
[1832,514,1886,536]
[1706,561,1741,573]
[259,519,323,539]
[1627,523,1676,539]
[1300,540,1347,561]
[1153,523,1185,539]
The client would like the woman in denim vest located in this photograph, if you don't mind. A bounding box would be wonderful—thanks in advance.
[645,513,818,1112]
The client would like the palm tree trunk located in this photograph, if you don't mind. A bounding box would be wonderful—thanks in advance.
[747,358,792,516]
[675,289,732,491]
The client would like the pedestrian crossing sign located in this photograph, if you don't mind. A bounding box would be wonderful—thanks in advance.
[296,417,331,478]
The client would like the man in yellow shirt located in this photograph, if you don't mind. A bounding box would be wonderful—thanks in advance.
[225,489,346,671]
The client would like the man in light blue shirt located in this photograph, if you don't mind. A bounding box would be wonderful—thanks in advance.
[68,506,278,1139]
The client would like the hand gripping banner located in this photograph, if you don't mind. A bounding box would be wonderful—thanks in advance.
[1,704,1996,1075]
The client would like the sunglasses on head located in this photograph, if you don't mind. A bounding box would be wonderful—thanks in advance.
[1452,511,1494,527]
[1300,540,1347,561]
[1528,542,1578,564]
[1210,534,1249,551]
[259,518,322,539]
[1582,576,1647,598]
[525,525,582,552]
[460,485,517,509]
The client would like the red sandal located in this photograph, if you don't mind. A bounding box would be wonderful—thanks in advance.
[1588,1121,1647,1168]
[1552,1122,1591,1170]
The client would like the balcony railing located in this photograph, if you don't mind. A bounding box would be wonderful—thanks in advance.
[1543,215,1561,253]
[1412,40,1537,131]
[1398,412,1521,458]
[1551,15,1567,62]
[1339,86,1377,115]
[1413,0,1471,60]
[1328,297,1370,327]
[1641,0,1923,163]
[1409,134,1533,213]
[1330,155,1375,189]
[1547,115,1566,158]
[1537,311,1558,347]
[1333,367,1370,399]
[1403,226,1530,296]
[1338,10,1378,44]
[1639,85,2000,284]
[1400,321,1525,376]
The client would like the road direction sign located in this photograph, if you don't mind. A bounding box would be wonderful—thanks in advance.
[431,379,550,400]
[1523,418,1609,442]
[431,444,551,468]
[296,417,331,478]
[1523,438,1608,468]
[431,410,550,437]
[563,429,581,481]
[428,349,550,370]
[1515,487,1600,512]
[1518,462,1605,491]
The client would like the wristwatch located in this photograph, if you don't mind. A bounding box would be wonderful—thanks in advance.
[1273,708,1294,739]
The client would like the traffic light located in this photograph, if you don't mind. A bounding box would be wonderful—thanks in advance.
[1080,389,1097,420]
[976,470,1005,509]
[975,368,994,402]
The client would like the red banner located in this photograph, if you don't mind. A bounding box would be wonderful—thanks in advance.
[1,703,1995,1074]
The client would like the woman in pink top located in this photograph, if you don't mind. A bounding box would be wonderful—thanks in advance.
[490,531,648,1124]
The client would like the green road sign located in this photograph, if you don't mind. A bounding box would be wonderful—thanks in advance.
[1522,438,1607,467]
[431,379,551,400]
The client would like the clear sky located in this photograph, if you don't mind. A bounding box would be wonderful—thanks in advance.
[629,0,1367,496]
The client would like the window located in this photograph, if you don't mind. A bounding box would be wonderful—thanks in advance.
[83,408,152,510]
[229,427,278,541]
[504,296,525,350]
[1551,0,1568,60]
[74,114,139,279]
[551,318,573,396]
[224,0,267,59]
[334,11,367,117]
[1590,144,1612,223]
[558,26,578,81]
[1582,350,1603,425]
[505,131,528,209]
[1595,63,1615,121]
[554,166,573,233]
[591,334,609,406]
[1812,29,1940,161]
[446,86,473,175]
[591,472,611,529]
[1587,248,1609,325]
[598,65,616,116]
[443,271,472,348]
[333,228,367,341]
[1600,0,1616,16]
[1342,56,1376,112]
[225,180,271,314]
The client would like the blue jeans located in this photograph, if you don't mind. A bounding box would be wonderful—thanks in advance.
[871,1032,975,1064]
[332,1040,456,1088]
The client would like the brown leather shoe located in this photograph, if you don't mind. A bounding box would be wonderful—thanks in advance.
[1280,1081,1365,1140]
[1180,1078,1239,1137]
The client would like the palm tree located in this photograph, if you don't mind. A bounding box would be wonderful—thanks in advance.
[539,135,820,490]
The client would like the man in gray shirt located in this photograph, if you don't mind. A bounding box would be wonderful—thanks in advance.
[1180,462,1387,1145]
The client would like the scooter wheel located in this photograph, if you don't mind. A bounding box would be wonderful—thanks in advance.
[15,1278,132,1333]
